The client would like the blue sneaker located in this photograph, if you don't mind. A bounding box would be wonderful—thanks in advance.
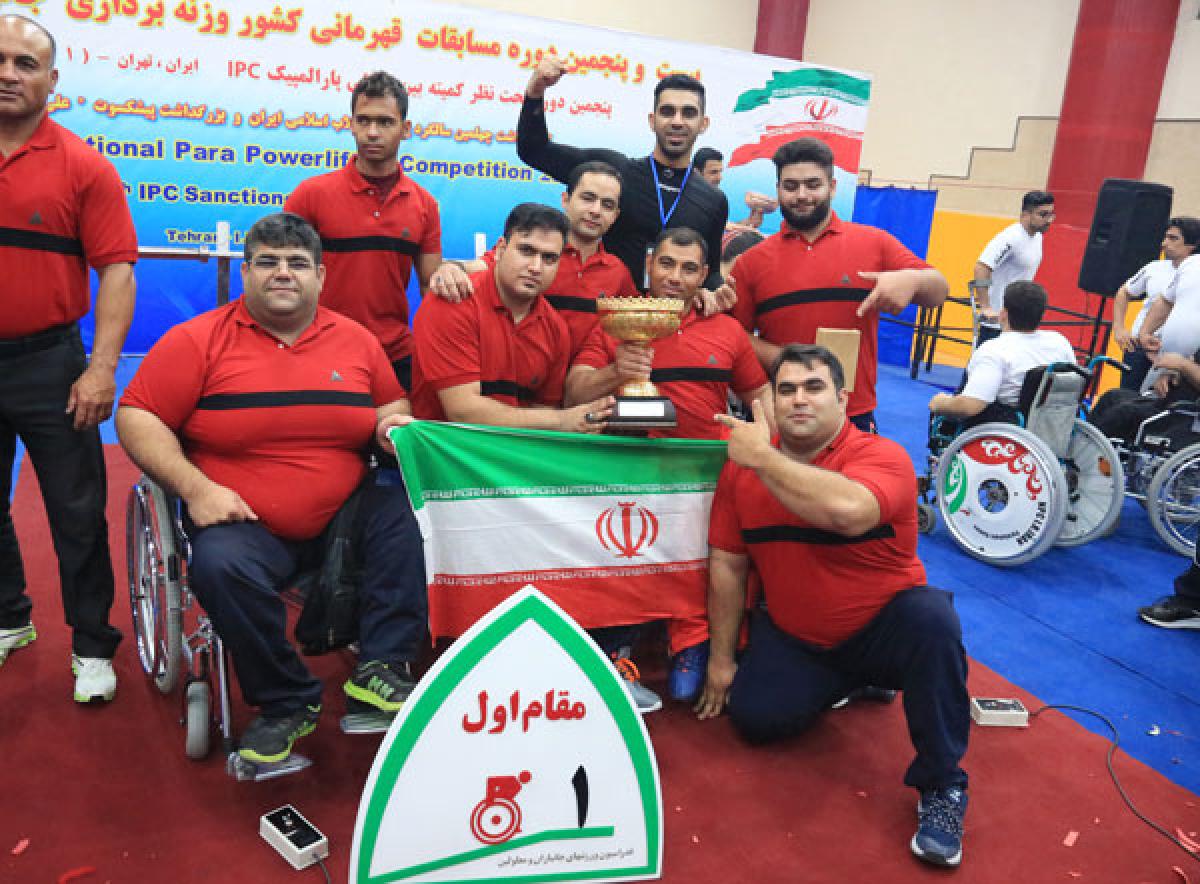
[911,786,967,867]
[667,641,709,702]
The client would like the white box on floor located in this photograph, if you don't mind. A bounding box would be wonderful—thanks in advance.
[970,697,1029,727]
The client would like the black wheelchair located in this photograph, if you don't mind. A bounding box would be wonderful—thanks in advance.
[917,361,1124,566]
[125,476,390,781]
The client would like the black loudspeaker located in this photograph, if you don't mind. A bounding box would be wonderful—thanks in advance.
[1078,178,1174,295]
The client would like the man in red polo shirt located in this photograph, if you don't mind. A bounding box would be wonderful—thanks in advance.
[0,15,136,703]
[567,227,769,706]
[411,202,612,431]
[428,161,638,358]
[117,213,427,766]
[731,138,947,433]
[285,71,441,391]
[697,344,970,869]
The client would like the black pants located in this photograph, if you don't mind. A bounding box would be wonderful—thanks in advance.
[1119,348,1152,392]
[0,330,120,658]
[187,474,428,716]
[1172,544,1200,607]
[1088,388,1164,444]
[728,588,970,791]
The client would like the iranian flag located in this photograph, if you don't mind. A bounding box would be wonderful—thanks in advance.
[727,67,872,175]
[390,421,727,638]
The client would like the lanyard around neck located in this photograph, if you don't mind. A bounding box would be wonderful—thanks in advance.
[650,158,692,227]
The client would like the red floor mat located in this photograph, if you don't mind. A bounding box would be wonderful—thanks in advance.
[2,447,1198,882]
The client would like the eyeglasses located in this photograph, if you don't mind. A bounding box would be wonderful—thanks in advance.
[248,255,315,272]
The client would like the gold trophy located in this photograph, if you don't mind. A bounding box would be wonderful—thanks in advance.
[595,297,684,431]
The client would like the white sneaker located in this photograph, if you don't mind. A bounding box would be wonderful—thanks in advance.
[0,622,36,666]
[72,655,116,703]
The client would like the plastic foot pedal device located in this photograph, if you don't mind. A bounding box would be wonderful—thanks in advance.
[260,804,329,870]
[226,751,313,782]
[969,697,1029,727]
[340,706,395,735]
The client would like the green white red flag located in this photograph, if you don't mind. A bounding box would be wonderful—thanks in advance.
[727,67,872,174]
[391,421,727,637]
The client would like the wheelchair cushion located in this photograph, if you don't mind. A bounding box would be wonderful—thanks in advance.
[1022,363,1086,458]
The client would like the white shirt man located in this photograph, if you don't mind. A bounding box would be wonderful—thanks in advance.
[972,191,1055,318]
[1140,254,1200,394]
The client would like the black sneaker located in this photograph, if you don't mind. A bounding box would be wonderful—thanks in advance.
[344,660,415,713]
[911,786,967,867]
[238,704,320,764]
[1139,596,1200,630]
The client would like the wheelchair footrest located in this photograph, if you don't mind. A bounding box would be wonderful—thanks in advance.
[226,752,313,782]
[340,700,395,735]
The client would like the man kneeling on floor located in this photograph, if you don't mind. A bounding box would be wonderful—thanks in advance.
[696,344,972,868]
[116,212,427,764]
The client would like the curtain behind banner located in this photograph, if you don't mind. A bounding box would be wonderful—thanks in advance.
[851,186,938,369]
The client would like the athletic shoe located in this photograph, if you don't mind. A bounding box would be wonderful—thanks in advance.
[612,648,662,714]
[71,655,116,703]
[667,641,709,702]
[237,705,321,764]
[831,685,898,710]
[0,622,36,666]
[1138,596,1200,630]
[344,660,415,713]
[911,786,967,867]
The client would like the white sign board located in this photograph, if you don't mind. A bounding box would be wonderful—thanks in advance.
[351,586,662,883]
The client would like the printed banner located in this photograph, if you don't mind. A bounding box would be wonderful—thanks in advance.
[7,0,870,350]
[351,587,662,883]
[390,420,727,638]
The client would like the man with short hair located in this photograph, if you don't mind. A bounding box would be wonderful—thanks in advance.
[1136,240,1200,393]
[972,190,1055,321]
[285,71,441,390]
[698,344,971,869]
[730,137,948,433]
[410,202,612,431]
[0,15,137,702]
[517,59,730,305]
[427,161,638,357]
[117,213,427,765]
[567,227,770,704]
[692,146,723,187]
[929,281,1075,426]
[1111,218,1200,391]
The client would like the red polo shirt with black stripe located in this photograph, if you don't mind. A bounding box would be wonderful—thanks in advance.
[481,241,638,357]
[730,214,928,417]
[0,114,138,337]
[708,420,926,647]
[410,269,570,420]
[120,300,404,541]
[574,309,767,440]
[285,160,441,361]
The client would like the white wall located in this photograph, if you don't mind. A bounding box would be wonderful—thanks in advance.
[803,0,1079,185]
[436,0,758,51]
[1157,0,1200,119]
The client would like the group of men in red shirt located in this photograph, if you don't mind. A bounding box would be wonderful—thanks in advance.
[2,12,971,868]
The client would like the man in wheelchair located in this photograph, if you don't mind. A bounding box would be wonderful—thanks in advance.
[115,213,427,765]
[928,281,1075,430]
[1089,348,1200,450]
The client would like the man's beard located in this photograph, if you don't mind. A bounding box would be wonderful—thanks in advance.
[656,132,693,163]
[781,198,832,232]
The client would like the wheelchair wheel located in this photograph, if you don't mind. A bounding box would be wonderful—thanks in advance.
[916,502,937,534]
[1147,442,1200,557]
[126,479,184,694]
[935,423,1068,566]
[184,680,212,760]
[1055,421,1124,547]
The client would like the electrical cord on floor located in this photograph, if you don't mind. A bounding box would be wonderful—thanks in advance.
[1032,703,1200,864]
[316,857,332,884]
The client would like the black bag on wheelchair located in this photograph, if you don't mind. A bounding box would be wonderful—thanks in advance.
[293,474,371,655]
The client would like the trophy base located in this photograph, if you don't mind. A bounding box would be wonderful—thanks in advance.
[605,397,677,434]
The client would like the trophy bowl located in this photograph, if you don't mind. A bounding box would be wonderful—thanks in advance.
[594,297,685,428]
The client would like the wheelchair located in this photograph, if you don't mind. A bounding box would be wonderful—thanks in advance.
[918,361,1125,567]
[1100,397,1200,557]
[125,475,390,781]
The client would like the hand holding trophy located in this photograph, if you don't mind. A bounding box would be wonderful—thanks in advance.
[595,297,684,431]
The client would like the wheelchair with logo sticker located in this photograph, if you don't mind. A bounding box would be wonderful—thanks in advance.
[126,475,390,781]
[917,361,1124,566]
